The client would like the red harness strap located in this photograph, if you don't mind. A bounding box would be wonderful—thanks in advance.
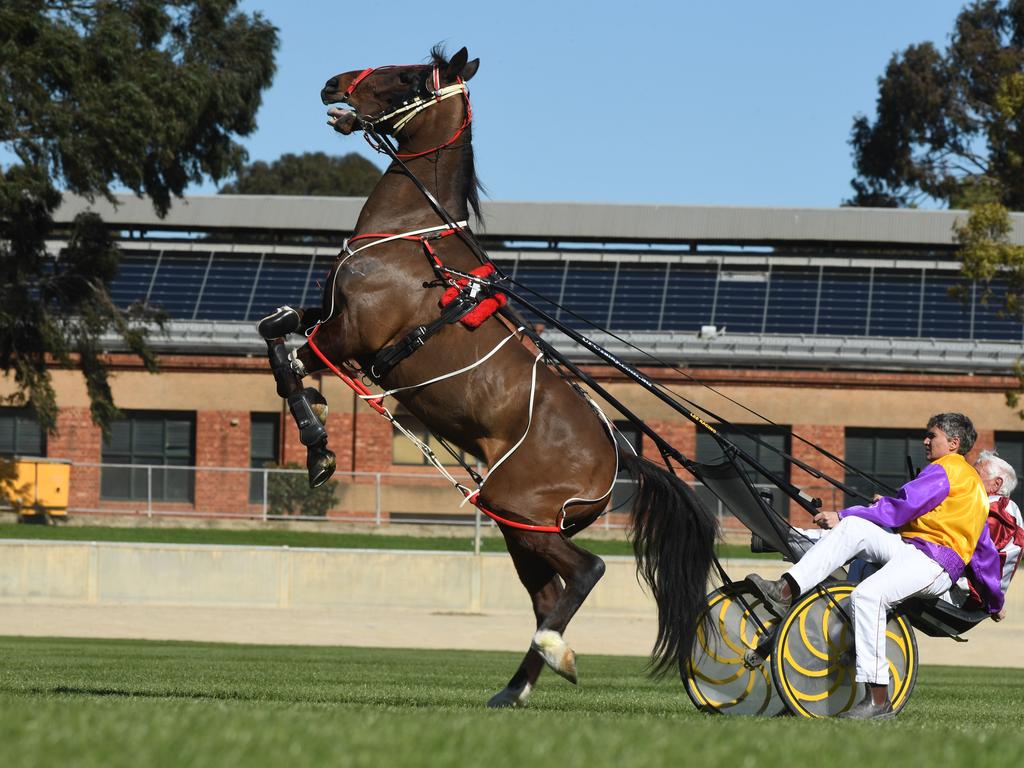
[306,323,386,416]
[344,67,376,98]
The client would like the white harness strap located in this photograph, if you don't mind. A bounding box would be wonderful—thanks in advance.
[388,405,476,498]
[388,82,468,133]
[339,220,468,265]
[355,326,623,524]
[556,394,621,528]
[360,326,522,401]
[483,351,544,485]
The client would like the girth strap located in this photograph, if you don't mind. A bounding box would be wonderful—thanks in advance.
[366,294,477,382]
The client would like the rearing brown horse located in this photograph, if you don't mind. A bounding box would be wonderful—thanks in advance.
[258,46,717,707]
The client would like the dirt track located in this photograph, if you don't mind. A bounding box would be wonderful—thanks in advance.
[2,602,1020,668]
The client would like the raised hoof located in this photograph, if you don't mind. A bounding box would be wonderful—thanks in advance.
[531,629,578,685]
[307,448,336,488]
[486,682,532,708]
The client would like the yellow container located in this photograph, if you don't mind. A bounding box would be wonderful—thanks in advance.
[3,458,71,517]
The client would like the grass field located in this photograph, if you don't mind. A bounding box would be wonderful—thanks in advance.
[0,522,776,560]
[1,637,1022,767]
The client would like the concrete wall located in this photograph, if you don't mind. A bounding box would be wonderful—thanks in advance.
[3,539,1022,622]
[0,539,789,614]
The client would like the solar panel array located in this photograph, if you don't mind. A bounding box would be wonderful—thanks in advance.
[111,247,1024,342]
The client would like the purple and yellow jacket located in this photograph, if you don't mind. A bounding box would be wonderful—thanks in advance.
[838,453,1004,614]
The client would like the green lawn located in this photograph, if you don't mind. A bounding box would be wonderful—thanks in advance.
[0,637,1020,767]
[0,522,777,559]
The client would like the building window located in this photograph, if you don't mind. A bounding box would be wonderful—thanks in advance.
[695,425,790,520]
[249,413,280,502]
[843,428,926,507]
[0,408,46,457]
[995,432,1024,509]
[101,412,195,502]
[391,409,474,467]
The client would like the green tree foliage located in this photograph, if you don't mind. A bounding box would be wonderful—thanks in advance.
[265,463,336,517]
[850,2,1024,417]
[848,0,1024,208]
[0,1,278,434]
[955,203,1024,316]
[954,203,1024,415]
[220,152,381,196]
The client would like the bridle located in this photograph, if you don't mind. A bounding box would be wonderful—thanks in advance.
[339,64,472,160]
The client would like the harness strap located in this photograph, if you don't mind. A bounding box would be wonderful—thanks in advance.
[366,294,477,382]
[344,67,376,97]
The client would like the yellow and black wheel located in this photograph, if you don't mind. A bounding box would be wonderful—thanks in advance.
[683,583,786,716]
[771,582,918,718]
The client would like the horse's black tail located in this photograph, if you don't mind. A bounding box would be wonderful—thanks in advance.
[620,451,718,676]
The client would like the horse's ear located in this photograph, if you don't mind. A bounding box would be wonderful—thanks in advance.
[444,47,469,80]
[461,58,480,82]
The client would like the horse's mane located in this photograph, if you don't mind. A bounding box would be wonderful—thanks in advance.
[430,45,484,222]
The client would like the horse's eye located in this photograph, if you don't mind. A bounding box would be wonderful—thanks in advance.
[398,71,415,85]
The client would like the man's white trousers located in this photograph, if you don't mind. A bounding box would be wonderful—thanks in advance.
[787,516,952,685]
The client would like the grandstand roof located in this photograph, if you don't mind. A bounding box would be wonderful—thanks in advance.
[55,194,1024,248]
[53,194,1024,373]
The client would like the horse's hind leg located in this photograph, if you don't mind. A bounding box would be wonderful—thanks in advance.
[257,306,336,487]
[488,529,605,707]
[487,546,559,708]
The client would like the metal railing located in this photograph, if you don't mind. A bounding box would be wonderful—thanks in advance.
[42,461,849,538]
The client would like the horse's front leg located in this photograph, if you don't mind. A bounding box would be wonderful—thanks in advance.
[258,306,336,487]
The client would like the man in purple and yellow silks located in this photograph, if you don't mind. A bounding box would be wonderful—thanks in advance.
[746,413,1004,720]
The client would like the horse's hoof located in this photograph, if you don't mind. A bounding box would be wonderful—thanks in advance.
[486,682,533,708]
[307,448,336,488]
[531,629,578,685]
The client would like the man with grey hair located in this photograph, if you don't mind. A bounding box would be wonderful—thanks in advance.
[976,450,1019,500]
[947,450,1024,612]
[745,413,1002,719]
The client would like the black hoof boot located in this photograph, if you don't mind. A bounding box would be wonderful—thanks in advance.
[307,443,336,488]
[302,387,328,425]
[257,306,301,339]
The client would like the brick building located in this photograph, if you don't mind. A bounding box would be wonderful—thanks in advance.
[3,195,1023,532]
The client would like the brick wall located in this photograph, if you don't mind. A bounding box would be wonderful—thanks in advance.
[34,357,1023,522]
[354,413,394,472]
[195,411,249,513]
[642,420,697,465]
[789,424,846,527]
[971,428,996,464]
[48,407,102,509]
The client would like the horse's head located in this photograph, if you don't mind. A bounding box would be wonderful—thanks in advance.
[321,46,479,137]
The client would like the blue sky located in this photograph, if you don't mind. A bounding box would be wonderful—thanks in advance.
[211,1,966,208]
